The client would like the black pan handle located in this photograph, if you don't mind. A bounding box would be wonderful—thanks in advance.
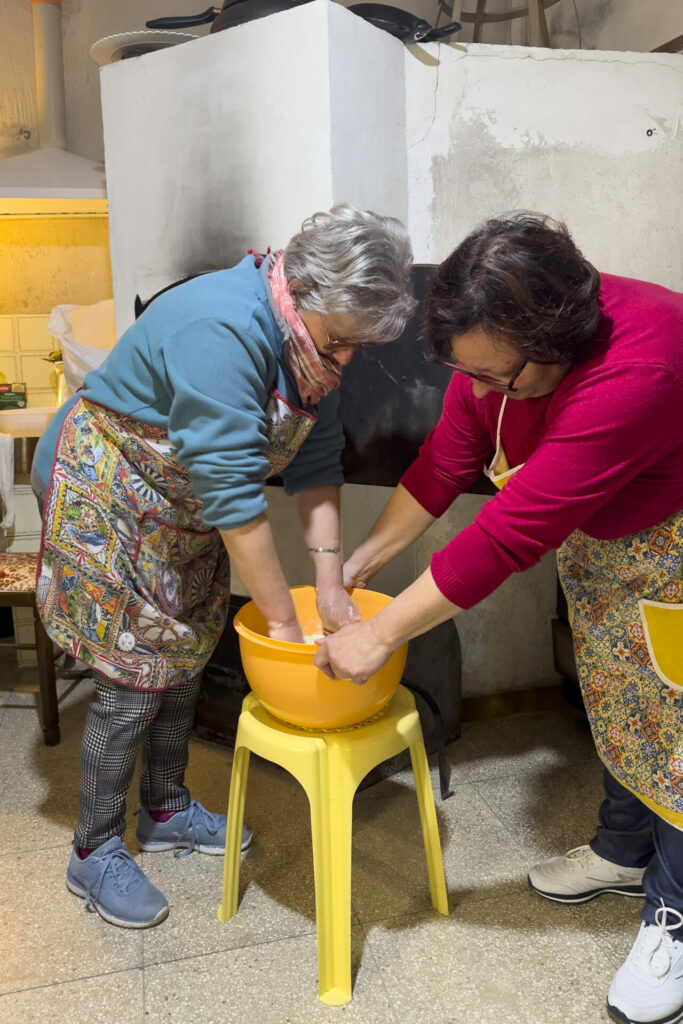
[422,20,461,42]
[146,7,219,29]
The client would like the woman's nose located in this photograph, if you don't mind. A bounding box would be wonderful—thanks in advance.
[333,347,356,368]
[471,380,493,399]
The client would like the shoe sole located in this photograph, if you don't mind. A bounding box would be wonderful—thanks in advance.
[528,876,646,904]
[65,876,169,929]
[136,833,253,855]
[606,998,683,1024]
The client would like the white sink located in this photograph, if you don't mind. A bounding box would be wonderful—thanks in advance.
[0,406,57,437]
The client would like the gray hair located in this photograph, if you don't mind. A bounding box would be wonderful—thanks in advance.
[283,204,417,344]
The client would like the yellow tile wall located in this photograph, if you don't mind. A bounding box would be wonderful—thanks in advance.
[0,314,58,407]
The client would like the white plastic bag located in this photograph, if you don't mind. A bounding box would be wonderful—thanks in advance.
[47,301,116,395]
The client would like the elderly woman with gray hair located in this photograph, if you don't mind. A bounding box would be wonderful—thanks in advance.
[31,204,416,930]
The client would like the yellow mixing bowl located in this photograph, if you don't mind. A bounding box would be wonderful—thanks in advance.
[233,585,407,729]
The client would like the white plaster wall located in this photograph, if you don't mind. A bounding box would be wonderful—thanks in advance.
[405,43,683,283]
[100,2,336,332]
[328,2,409,222]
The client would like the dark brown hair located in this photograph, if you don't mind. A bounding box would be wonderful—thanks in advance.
[426,213,602,364]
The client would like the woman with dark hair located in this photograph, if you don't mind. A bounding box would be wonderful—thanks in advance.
[314,213,683,1024]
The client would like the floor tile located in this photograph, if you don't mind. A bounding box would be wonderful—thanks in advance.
[0,674,93,767]
[141,841,317,967]
[0,968,144,1023]
[352,784,531,923]
[0,752,141,859]
[0,847,143,994]
[474,758,606,862]
[365,887,620,1024]
[143,928,398,1023]
[0,754,82,855]
[564,893,646,968]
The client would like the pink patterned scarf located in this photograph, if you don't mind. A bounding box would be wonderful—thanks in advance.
[262,250,342,407]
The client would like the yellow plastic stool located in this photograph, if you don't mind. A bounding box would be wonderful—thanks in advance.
[217,684,449,1005]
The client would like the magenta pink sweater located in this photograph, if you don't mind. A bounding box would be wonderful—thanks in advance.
[400,275,683,609]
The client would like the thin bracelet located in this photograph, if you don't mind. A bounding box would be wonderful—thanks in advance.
[307,546,341,554]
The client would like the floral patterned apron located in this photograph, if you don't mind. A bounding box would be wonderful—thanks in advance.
[36,391,316,691]
[485,397,683,828]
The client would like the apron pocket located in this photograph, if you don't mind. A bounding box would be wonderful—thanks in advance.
[638,599,683,690]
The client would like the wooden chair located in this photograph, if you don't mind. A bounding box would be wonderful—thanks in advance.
[0,552,59,745]
[440,0,561,47]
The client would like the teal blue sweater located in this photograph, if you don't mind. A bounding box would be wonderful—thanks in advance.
[34,256,344,529]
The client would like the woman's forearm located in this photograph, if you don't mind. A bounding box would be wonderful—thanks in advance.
[372,567,462,646]
[220,514,299,634]
[295,485,344,592]
[295,484,362,632]
[345,483,436,586]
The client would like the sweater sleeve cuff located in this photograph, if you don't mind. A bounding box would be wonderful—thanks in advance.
[430,529,512,609]
[282,466,344,496]
[399,458,459,518]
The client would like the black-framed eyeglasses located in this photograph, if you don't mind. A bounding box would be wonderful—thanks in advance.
[435,357,527,393]
[321,316,373,354]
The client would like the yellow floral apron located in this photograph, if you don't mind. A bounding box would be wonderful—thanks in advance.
[485,396,683,828]
[36,392,316,690]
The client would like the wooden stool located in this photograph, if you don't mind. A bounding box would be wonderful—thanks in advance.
[441,0,560,47]
[217,685,449,1004]
[0,552,59,745]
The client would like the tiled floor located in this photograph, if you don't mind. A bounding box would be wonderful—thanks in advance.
[0,659,642,1023]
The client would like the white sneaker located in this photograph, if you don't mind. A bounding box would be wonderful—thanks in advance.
[607,906,683,1024]
[528,845,646,903]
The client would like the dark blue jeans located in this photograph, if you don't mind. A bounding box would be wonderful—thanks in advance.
[590,769,683,938]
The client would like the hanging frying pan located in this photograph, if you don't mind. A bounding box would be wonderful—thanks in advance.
[147,0,461,41]
[348,4,461,43]
[146,0,312,33]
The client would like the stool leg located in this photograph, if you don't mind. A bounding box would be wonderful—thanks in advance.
[217,743,250,923]
[34,607,60,746]
[307,747,355,1006]
[409,740,449,915]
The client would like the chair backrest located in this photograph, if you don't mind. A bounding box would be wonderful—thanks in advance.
[451,0,559,45]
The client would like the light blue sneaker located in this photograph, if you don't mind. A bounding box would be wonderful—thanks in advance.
[66,837,169,928]
[136,800,252,857]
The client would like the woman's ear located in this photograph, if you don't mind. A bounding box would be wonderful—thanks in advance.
[287,277,302,308]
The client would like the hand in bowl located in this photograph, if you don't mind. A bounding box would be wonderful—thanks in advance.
[342,555,372,591]
[316,585,361,636]
[268,618,304,644]
[313,618,392,685]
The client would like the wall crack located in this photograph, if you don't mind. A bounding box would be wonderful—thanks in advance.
[410,47,442,149]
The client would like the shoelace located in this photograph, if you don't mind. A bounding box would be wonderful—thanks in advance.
[172,800,222,859]
[636,901,683,979]
[84,847,142,910]
[565,845,596,869]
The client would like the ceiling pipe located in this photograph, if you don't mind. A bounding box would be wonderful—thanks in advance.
[32,0,68,151]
